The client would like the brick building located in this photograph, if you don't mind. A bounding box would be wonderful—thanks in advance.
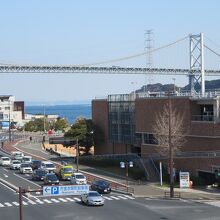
[92,91,220,175]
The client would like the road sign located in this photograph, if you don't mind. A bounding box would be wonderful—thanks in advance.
[179,172,190,188]
[43,185,90,196]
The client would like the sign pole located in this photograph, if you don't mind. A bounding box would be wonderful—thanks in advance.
[159,161,163,186]
[19,187,23,220]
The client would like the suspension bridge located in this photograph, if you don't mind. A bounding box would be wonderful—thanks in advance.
[0,33,220,95]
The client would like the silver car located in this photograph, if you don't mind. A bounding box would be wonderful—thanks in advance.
[10,160,21,170]
[81,191,104,206]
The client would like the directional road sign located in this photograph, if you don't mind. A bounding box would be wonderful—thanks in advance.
[43,185,90,196]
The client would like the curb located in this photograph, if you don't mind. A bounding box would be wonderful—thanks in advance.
[0,177,19,192]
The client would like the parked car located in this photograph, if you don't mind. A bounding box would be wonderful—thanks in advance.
[41,161,56,172]
[32,169,48,181]
[44,173,59,185]
[90,180,111,194]
[0,157,11,166]
[20,163,33,174]
[81,191,104,206]
[10,160,21,170]
[70,173,87,185]
[11,151,24,161]
[30,160,42,170]
[22,156,32,164]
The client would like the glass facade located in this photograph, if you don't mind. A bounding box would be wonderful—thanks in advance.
[108,94,135,144]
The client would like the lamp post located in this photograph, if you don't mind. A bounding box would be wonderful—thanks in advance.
[120,161,133,191]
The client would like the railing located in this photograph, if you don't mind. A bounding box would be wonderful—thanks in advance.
[149,156,160,176]
[191,115,215,122]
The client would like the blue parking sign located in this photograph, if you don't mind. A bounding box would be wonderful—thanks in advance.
[51,186,59,195]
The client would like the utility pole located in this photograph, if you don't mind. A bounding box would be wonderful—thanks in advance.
[76,138,79,172]
[8,101,11,142]
[43,106,46,133]
[19,187,23,220]
[168,91,174,198]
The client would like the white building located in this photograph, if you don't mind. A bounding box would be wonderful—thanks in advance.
[0,95,24,129]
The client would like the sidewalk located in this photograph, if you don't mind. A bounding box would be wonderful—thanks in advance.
[2,139,220,200]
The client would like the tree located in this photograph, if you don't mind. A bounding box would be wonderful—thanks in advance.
[54,117,69,132]
[153,97,186,198]
[25,118,49,132]
[64,117,105,154]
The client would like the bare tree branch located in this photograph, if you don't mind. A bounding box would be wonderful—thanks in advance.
[153,103,186,156]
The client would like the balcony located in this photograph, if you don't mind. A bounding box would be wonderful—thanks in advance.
[191,115,215,122]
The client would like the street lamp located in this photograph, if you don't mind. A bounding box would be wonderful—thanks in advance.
[120,161,133,191]
[8,101,11,142]
[76,138,79,172]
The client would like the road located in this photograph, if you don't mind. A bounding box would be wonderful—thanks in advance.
[1,191,220,220]
[1,145,220,219]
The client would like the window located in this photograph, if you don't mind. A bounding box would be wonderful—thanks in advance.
[143,133,158,145]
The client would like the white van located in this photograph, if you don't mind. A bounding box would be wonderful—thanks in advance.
[22,156,32,164]
[41,161,56,172]
[11,151,24,161]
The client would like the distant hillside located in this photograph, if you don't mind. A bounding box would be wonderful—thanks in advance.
[135,79,220,93]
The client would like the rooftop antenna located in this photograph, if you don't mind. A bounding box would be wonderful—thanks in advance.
[144,29,154,92]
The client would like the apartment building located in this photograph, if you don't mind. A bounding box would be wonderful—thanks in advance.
[0,95,24,129]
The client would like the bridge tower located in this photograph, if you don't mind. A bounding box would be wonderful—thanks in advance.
[189,33,205,96]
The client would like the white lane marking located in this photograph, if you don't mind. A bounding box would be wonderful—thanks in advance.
[36,192,41,195]
[3,174,8,178]
[58,198,68,202]
[22,201,28,206]
[12,202,19,206]
[4,202,12,207]
[73,197,81,202]
[103,196,113,200]
[27,200,36,205]
[117,196,128,200]
[0,182,16,193]
[51,199,60,203]
[13,173,41,187]
[35,200,44,204]
[3,168,8,172]
[0,203,4,207]
[66,198,75,202]
[43,199,52,204]
[110,196,120,200]
[123,195,135,199]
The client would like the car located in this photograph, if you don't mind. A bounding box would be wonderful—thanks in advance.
[32,169,48,181]
[0,157,11,166]
[10,160,21,170]
[44,173,59,185]
[22,156,32,164]
[20,163,33,174]
[70,172,87,185]
[41,161,56,172]
[90,180,111,194]
[30,160,42,170]
[11,151,24,161]
[81,191,104,206]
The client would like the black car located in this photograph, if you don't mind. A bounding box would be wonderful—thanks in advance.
[32,169,48,181]
[30,160,42,170]
[44,173,59,185]
[90,180,111,194]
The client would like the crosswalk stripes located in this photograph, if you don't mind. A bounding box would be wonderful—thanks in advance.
[200,200,220,208]
[103,196,113,200]
[0,195,135,208]
[50,198,60,203]
[66,198,75,202]
[43,199,52,204]
[58,198,68,202]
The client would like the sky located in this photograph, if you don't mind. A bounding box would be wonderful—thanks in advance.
[0,0,220,104]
